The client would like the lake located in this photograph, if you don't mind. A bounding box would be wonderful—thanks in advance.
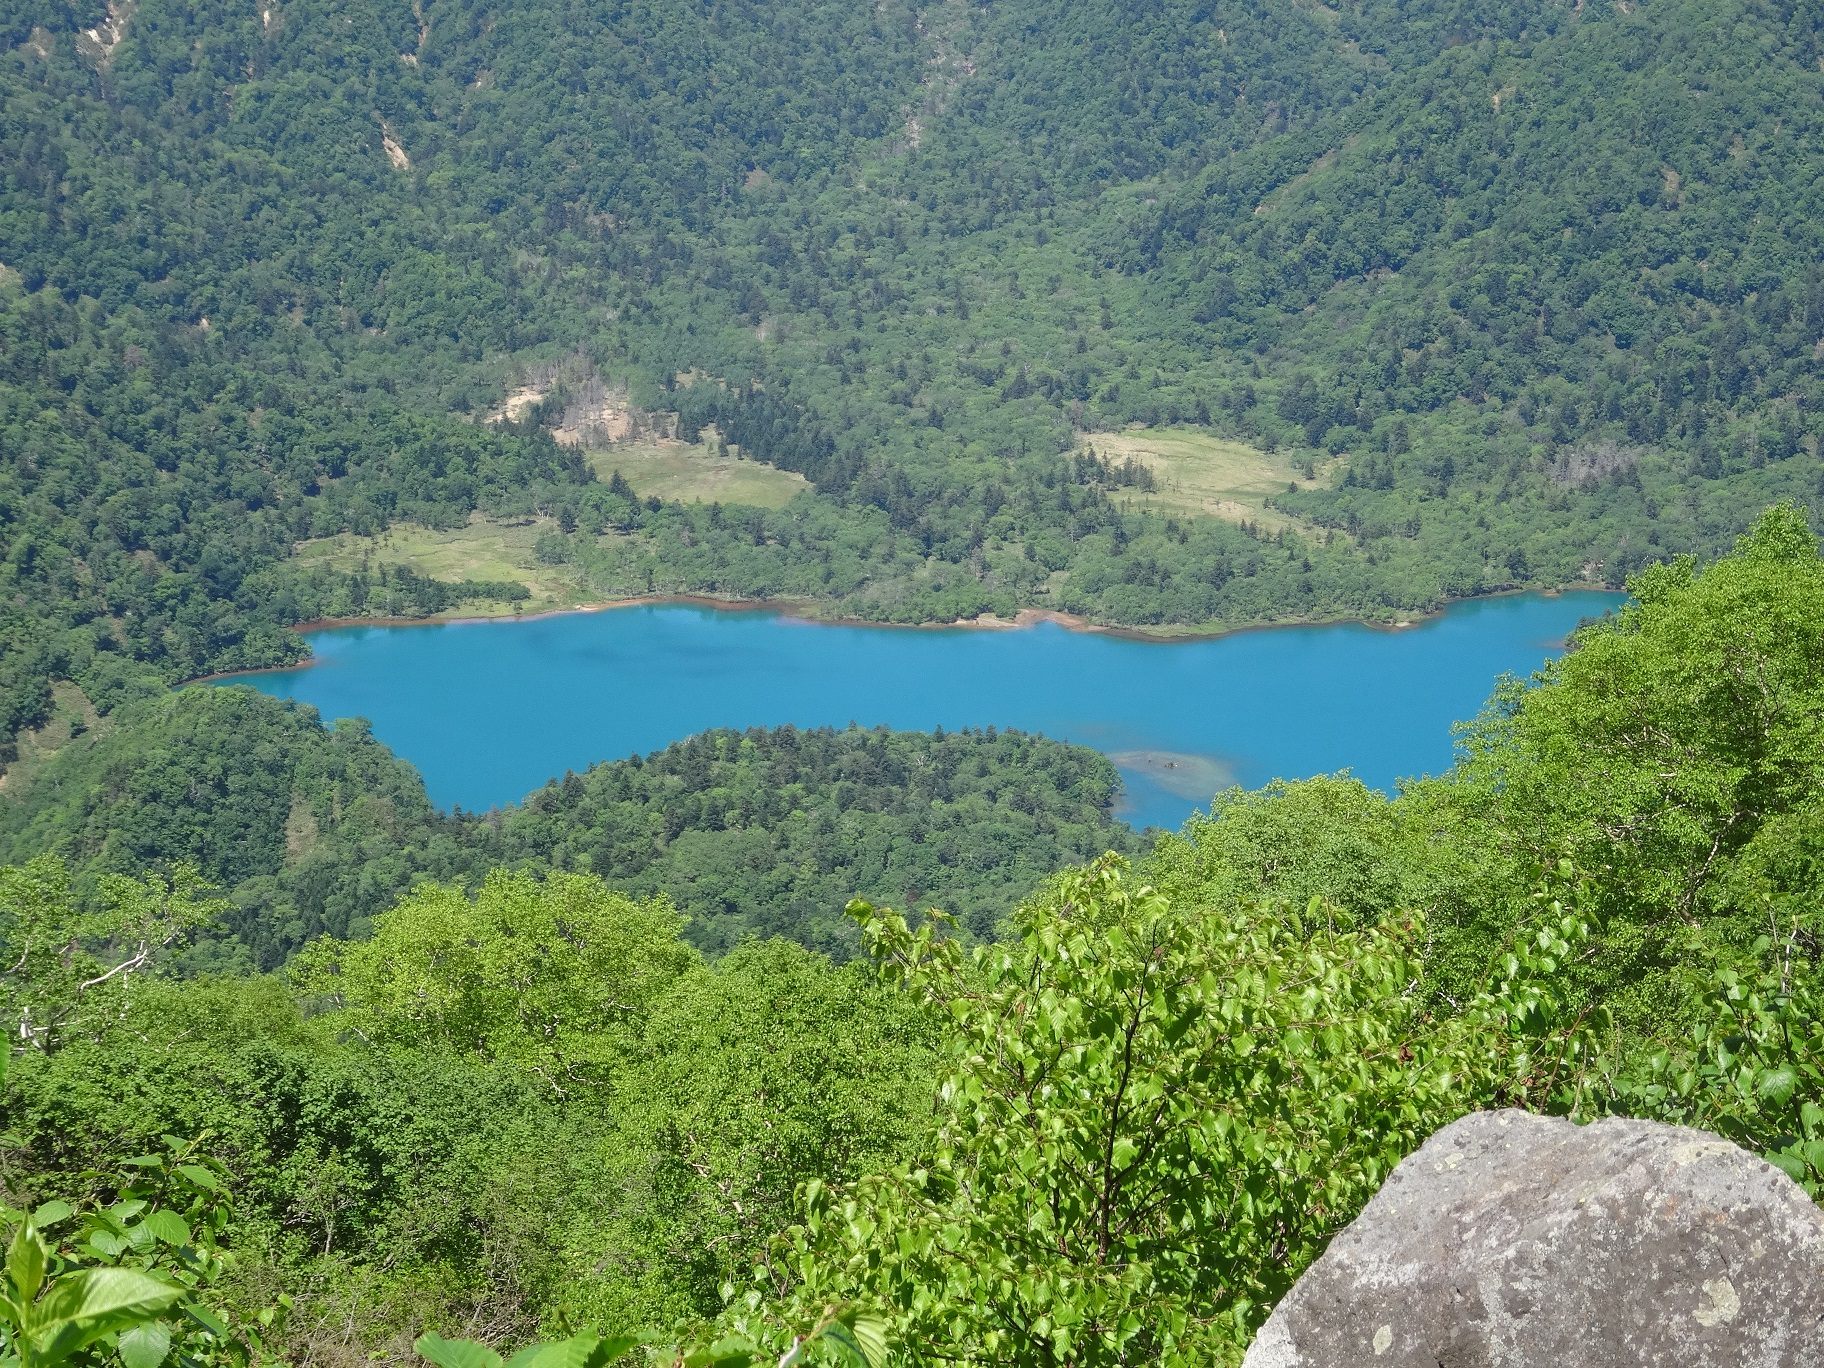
[218,592,1622,830]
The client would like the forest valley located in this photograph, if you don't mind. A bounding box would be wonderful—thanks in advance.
[3,0,1823,759]
[5,0,1824,1363]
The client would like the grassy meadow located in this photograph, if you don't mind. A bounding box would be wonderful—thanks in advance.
[585,434,810,509]
[0,681,106,791]
[1076,427,1338,534]
[292,516,593,616]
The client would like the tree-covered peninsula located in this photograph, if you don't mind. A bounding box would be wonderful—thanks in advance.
[0,703,1140,968]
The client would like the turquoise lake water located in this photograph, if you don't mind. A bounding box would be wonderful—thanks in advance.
[219,592,1622,831]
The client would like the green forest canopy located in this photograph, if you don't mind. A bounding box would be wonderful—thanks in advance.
[0,700,1141,969]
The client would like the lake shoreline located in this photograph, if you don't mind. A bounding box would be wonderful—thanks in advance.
[196,584,1622,683]
[209,587,1622,830]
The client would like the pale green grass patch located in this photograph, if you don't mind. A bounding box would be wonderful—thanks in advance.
[586,434,809,509]
[1075,427,1336,533]
[0,681,105,790]
[292,516,592,615]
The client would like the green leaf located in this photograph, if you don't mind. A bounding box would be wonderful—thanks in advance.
[7,1222,47,1306]
[1757,1066,1799,1106]
[496,1336,646,1368]
[501,1341,556,1368]
[830,1313,889,1368]
[137,1212,191,1248]
[1766,1149,1808,1183]
[26,1269,183,1363]
[29,1203,72,1230]
[579,1338,644,1368]
[86,1231,129,1260]
[174,1167,221,1193]
[182,1304,228,1341]
[118,1320,173,1368]
[680,1336,756,1368]
[415,1333,505,1368]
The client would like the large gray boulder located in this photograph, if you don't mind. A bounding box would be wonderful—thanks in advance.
[1243,1109,1824,1367]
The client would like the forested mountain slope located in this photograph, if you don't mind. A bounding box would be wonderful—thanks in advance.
[0,688,1138,966]
[3,0,1819,757]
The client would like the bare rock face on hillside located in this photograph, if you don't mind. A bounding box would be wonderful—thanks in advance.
[1242,1109,1824,1367]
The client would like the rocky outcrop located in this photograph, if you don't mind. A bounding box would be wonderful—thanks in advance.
[1243,1109,1824,1367]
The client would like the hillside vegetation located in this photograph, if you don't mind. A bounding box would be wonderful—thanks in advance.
[4,511,1824,1365]
[4,0,1822,754]
[4,0,1824,1360]
[0,696,1139,967]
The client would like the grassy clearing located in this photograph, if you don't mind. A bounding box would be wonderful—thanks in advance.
[1075,427,1336,533]
[0,681,104,791]
[292,516,593,615]
[586,434,809,509]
